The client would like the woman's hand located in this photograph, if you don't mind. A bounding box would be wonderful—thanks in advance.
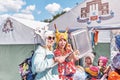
[73,50,80,60]
[73,50,80,55]
[66,50,80,61]
[72,50,80,61]
[54,56,66,63]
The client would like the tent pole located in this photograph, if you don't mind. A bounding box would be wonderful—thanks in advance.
[89,27,120,30]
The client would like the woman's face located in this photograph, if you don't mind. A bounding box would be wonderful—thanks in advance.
[58,38,67,49]
[46,36,55,46]
[85,57,92,64]
[98,60,104,67]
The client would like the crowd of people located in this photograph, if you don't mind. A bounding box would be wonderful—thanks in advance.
[31,25,120,80]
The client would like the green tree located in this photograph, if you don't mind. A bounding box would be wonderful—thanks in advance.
[43,11,66,23]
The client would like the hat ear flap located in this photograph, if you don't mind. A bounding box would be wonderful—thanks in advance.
[34,28,46,46]
[65,27,69,33]
[35,27,43,36]
[64,27,69,39]
[54,24,60,34]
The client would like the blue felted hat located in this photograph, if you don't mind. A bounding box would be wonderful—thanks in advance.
[112,53,120,69]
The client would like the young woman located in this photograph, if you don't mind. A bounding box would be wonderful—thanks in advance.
[84,52,95,68]
[85,56,93,68]
[54,26,79,80]
[32,28,66,80]
[98,56,109,79]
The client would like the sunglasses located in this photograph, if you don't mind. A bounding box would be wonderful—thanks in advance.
[47,36,55,40]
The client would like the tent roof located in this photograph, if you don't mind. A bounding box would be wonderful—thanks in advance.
[48,0,120,31]
[0,16,48,44]
[0,15,49,30]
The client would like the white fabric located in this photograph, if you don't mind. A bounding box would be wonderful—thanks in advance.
[73,66,87,80]
[32,46,59,80]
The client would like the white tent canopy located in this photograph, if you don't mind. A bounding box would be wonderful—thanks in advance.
[48,0,120,30]
[0,16,48,44]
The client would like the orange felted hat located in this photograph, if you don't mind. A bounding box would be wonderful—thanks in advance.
[108,71,120,80]
[85,66,99,77]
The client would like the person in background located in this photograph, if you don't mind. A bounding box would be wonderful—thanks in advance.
[85,56,92,67]
[108,53,120,80]
[54,24,80,80]
[32,28,66,80]
[84,52,95,68]
[97,56,109,79]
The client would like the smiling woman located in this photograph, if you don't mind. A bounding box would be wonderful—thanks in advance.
[32,28,66,80]
[54,25,80,80]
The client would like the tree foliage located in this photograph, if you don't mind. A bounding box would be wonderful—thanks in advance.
[43,11,66,23]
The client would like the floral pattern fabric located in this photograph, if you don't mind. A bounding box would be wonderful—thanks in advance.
[54,48,76,80]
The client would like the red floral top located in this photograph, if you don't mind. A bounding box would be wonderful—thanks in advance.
[54,48,76,80]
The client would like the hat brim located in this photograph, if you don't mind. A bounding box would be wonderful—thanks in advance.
[85,68,98,77]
